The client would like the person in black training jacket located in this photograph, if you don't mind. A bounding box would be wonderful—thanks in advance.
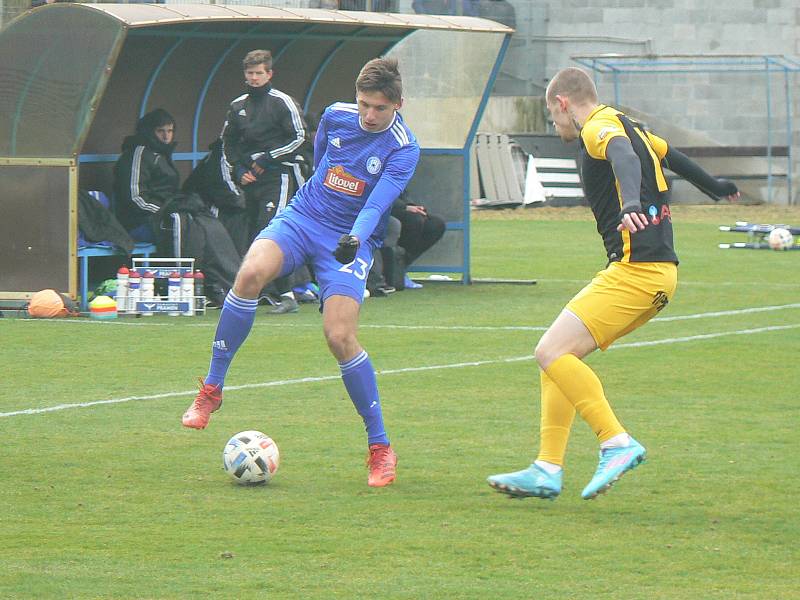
[221,49,308,314]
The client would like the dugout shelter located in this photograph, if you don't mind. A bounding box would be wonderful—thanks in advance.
[0,3,511,302]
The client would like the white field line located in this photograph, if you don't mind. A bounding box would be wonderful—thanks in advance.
[652,303,800,322]
[6,302,800,332]
[1,322,798,419]
[539,278,800,288]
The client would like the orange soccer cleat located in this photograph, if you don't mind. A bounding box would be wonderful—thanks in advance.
[181,378,223,429]
[366,444,397,487]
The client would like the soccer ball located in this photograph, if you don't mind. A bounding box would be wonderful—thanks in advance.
[767,227,794,250]
[222,430,280,485]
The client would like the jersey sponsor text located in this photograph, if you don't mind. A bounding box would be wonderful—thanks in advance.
[324,166,366,196]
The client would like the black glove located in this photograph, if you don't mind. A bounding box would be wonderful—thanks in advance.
[716,178,738,198]
[619,203,644,222]
[333,234,360,264]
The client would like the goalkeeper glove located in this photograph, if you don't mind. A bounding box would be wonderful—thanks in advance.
[333,234,360,264]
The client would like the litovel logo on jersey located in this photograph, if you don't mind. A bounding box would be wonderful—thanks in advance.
[324,166,366,196]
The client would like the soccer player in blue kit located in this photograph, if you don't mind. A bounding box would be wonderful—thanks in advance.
[182,57,420,488]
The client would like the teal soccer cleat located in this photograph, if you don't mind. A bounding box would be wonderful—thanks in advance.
[487,464,562,500]
[581,439,646,500]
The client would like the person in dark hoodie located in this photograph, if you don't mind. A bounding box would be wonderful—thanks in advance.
[113,108,241,306]
[183,137,250,258]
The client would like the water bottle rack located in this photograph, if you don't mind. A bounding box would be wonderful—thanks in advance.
[120,257,206,316]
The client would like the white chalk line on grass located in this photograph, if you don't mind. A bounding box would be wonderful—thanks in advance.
[7,302,800,332]
[2,322,798,419]
[540,278,800,288]
[652,302,800,322]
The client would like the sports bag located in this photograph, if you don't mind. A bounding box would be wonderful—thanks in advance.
[27,290,79,318]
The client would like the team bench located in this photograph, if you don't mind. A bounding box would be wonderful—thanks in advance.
[77,242,157,312]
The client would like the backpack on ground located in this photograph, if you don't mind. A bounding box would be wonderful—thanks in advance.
[27,289,79,318]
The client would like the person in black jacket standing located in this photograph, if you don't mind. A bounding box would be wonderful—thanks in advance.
[222,49,307,314]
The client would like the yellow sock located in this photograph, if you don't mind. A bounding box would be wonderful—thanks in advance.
[536,369,575,466]
[545,354,626,443]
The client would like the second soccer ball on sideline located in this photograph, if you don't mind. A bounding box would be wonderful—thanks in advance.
[222,430,280,485]
[768,227,794,250]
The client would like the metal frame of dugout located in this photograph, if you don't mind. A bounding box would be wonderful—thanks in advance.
[0,3,512,304]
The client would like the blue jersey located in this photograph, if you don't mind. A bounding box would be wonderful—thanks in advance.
[290,102,420,243]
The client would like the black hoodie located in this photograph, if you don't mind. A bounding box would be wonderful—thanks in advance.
[113,110,181,234]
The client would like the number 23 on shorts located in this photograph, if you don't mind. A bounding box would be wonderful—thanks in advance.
[338,257,370,280]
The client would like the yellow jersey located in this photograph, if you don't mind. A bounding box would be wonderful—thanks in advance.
[579,105,678,264]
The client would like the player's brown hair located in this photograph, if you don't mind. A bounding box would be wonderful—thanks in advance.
[243,49,273,71]
[546,67,598,105]
[356,57,402,104]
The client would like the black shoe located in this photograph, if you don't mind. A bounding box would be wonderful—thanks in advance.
[296,289,319,304]
[204,292,226,310]
[371,285,396,297]
[267,297,299,314]
[258,293,281,306]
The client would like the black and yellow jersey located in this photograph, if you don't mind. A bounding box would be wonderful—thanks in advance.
[579,105,678,264]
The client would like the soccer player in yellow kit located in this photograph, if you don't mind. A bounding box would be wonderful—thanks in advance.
[488,67,740,500]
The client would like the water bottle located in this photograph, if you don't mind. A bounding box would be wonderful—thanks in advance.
[180,270,194,316]
[128,269,141,313]
[167,271,181,316]
[116,266,129,313]
[140,271,155,316]
[194,270,205,312]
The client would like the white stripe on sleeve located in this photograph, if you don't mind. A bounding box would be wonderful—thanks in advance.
[130,146,161,213]
[269,89,306,159]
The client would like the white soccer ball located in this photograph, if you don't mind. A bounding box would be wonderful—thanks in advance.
[768,227,794,251]
[222,430,280,485]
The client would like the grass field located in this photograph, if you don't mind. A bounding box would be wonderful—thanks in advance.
[2,205,799,599]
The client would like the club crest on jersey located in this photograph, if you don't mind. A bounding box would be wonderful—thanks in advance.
[366,156,382,174]
[324,166,366,196]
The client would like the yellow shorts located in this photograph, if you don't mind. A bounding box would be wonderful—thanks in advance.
[566,261,678,350]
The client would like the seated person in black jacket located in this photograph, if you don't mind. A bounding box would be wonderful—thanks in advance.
[113,109,241,305]
[183,137,250,258]
[391,192,446,288]
[366,214,403,296]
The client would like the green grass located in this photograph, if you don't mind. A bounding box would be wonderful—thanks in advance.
[2,206,799,599]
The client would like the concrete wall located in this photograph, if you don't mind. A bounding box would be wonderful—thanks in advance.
[525,0,800,204]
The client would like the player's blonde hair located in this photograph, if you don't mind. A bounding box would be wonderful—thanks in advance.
[546,67,598,105]
[356,57,402,104]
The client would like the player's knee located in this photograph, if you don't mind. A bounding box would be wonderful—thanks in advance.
[427,216,446,238]
[324,327,348,351]
[324,326,357,359]
[233,259,267,297]
[534,340,555,370]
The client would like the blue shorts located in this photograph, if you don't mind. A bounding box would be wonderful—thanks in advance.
[256,206,376,304]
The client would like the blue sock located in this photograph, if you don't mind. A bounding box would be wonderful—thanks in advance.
[339,351,389,446]
[205,291,258,388]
